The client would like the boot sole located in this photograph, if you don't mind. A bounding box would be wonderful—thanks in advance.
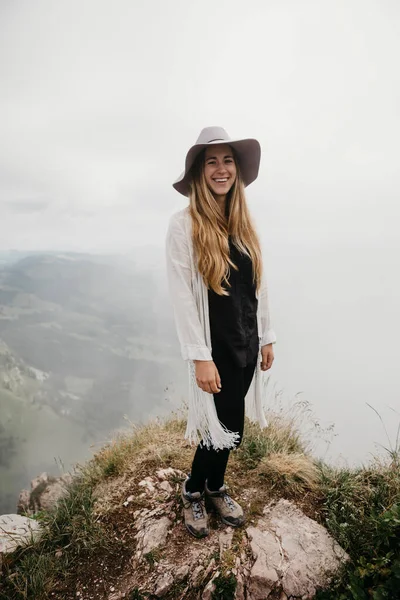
[220,515,245,527]
[185,523,209,538]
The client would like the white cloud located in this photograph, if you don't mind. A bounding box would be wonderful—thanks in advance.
[0,0,399,252]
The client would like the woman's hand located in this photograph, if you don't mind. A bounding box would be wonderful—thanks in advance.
[261,344,274,371]
[194,360,222,394]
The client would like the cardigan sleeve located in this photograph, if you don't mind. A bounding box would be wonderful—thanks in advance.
[165,213,213,362]
[259,268,277,346]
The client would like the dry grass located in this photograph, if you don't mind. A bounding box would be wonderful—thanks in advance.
[256,452,320,494]
[86,409,317,518]
[85,416,189,484]
[56,406,320,532]
[236,414,307,470]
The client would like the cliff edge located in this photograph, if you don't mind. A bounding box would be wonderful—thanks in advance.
[1,412,399,599]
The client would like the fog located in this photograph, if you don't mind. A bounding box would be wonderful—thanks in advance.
[1,0,400,510]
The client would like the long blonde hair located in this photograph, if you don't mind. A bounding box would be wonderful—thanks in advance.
[188,148,263,295]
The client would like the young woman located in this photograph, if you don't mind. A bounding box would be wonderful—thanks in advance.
[165,126,276,538]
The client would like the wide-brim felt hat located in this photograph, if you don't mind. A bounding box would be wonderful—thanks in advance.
[173,126,261,197]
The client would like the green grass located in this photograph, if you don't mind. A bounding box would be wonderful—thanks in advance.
[0,475,113,600]
[211,573,237,600]
[315,459,400,599]
[318,462,400,555]
[237,413,307,469]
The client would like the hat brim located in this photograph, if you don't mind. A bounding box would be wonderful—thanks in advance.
[172,138,261,197]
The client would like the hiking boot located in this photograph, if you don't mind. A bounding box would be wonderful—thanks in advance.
[181,477,209,538]
[205,481,245,527]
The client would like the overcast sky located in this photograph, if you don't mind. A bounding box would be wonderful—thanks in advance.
[1,0,399,252]
[1,0,400,464]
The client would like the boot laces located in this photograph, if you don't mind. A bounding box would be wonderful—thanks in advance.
[222,491,235,510]
[191,499,205,520]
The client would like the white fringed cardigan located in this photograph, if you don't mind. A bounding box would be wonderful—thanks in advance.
[165,207,276,450]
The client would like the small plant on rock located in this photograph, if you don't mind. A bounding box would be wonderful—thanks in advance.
[211,572,237,600]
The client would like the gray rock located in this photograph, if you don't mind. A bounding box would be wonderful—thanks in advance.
[138,477,157,495]
[17,489,31,514]
[17,472,72,515]
[136,516,172,555]
[154,572,174,597]
[235,573,245,600]
[159,480,173,494]
[155,467,184,481]
[174,564,190,581]
[246,499,350,599]
[0,514,42,554]
[219,527,234,555]
[202,577,216,600]
[190,564,205,586]
[202,570,221,600]
[203,557,216,581]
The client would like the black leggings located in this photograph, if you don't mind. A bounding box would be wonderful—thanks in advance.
[186,348,258,493]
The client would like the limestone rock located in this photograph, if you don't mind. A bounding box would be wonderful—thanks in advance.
[159,480,173,494]
[138,476,156,495]
[246,499,350,599]
[17,471,73,515]
[123,495,135,507]
[0,514,42,554]
[202,572,218,600]
[126,477,348,599]
[203,557,216,581]
[154,571,174,597]
[174,564,190,581]
[156,467,184,481]
[235,573,245,600]
[17,489,31,514]
[219,527,234,555]
[137,469,184,499]
[135,515,172,556]
[190,564,205,586]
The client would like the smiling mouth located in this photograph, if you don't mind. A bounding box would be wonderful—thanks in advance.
[213,178,229,183]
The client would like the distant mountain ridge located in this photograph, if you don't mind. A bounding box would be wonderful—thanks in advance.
[0,250,183,513]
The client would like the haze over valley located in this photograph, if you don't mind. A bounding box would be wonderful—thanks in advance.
[0,250,185,512]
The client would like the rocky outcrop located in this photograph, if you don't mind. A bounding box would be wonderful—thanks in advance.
[4,466,349,599]
[1,473,72,568]
[17,471,73,515]
[102,469,349,599]
[0,514,42,567]
[0,339,41,393]
[246,499,349,599]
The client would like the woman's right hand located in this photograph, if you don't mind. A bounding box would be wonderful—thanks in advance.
[194,360,222,394]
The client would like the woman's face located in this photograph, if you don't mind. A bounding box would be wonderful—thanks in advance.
[203,144,237,199]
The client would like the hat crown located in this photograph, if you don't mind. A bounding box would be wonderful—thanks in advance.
[195,126,231,145]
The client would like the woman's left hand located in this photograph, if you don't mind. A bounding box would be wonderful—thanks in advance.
[260,344,274,371]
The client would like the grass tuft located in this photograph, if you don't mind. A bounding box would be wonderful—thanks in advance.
[257,451,319,494]
[318,460,400,556]
[237,415,306,469]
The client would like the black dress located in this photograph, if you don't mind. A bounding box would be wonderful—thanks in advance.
[208,236,259,367]
[186,235,260,493]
